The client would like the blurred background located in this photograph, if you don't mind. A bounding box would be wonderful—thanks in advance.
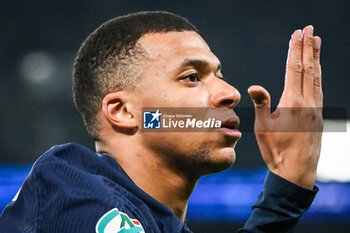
[0,0,349,232]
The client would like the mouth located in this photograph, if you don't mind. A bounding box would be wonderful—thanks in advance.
[219,117,242,138]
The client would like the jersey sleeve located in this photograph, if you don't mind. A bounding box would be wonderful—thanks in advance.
[238,170,318,233]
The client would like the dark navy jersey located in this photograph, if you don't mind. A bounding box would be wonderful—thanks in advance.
[0,143,318,233]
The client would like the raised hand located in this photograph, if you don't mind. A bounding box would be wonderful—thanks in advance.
[248,26,323,189]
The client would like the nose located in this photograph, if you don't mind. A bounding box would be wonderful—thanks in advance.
[211,79,241,108]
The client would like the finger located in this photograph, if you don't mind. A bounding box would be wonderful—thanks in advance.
[313,36,323,107]
[285,29,303,95]
[302,25,315,104]
[248,85,271,122]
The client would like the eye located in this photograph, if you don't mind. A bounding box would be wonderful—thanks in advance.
[182,73,200,82]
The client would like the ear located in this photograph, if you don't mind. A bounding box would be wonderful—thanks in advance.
[102,92,138,129]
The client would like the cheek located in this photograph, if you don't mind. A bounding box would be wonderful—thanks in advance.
[140,77,210,108]
[169,89,210,107]
[198,92,209,106]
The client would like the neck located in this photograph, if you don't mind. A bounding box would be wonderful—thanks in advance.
[96,139,198,222]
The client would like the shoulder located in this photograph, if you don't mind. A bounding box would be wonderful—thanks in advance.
[28,143,150,232]
[31,143,122,196]
[31,143,113,182]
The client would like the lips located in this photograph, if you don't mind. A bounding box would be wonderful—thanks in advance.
[221,118,239,130]
[219,116,242,138]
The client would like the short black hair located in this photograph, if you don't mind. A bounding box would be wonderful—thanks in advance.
[73,11,198,140]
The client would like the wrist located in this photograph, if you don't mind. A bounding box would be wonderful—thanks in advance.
[269,167,316,190]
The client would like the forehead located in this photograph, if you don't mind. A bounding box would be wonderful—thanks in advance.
[137,31,219,68]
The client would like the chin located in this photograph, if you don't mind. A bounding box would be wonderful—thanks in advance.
[200,147,236,175]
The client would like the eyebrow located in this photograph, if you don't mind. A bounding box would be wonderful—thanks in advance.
[178,59,221,72]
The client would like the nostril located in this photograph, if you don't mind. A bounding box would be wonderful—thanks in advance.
[220,99,234,106]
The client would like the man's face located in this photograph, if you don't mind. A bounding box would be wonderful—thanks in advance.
[133,31,241,176]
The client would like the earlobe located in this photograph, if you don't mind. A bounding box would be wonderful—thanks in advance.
[102,92,137,129]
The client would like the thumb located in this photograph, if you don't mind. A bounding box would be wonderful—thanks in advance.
[248,85,271,121]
